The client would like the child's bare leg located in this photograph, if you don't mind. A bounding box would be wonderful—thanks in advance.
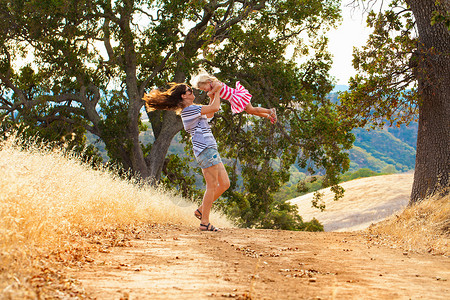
[244,103,270,117]
[244,103,277,123]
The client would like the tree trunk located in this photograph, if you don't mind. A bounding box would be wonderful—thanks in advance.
[122,11,150,179]
[145,110,183,180]
[143,70,186,181]
[407,0,450,204]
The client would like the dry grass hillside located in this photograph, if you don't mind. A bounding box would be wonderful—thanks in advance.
[0,134,231,298]
[368,194,449,255]
[289,173,415,232]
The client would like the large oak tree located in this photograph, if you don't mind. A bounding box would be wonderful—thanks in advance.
[341,0,449,204]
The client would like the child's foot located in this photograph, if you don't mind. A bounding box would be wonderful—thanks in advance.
[268,108,277,124]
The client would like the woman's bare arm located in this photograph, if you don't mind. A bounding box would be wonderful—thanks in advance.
[201,91,220,115]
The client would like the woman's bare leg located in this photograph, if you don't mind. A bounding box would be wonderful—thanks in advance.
[214,163,230,198]
[198,163,230,228]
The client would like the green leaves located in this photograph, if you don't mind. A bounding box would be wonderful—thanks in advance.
[98,91,132,165]
[431,1,450,30]
[339,1,419,128]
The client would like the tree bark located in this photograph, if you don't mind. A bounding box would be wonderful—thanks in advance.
[144,70,186,181]
[407,0,450,204]
[145,110,184,181]
[121,6,150,179]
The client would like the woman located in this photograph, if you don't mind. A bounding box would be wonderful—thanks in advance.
[143,83,230,231]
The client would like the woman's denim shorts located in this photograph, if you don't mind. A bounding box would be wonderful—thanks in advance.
[196,147,222,169]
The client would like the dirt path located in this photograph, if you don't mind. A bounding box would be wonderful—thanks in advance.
[72,224,449,300]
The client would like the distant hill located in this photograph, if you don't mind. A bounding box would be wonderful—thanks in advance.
[326,90,417,172]
[286,121,417,176]
[289,173,414,232]
[348,123,417,172]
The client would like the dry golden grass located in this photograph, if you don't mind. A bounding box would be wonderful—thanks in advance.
[0,134,232,298]
[367,194,449,256]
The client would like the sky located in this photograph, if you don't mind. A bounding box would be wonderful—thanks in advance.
[326,3,374,86]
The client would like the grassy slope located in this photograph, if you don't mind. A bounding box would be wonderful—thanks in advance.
[0,135,231,297]
[349,127,416,172]
[289,173,415,231]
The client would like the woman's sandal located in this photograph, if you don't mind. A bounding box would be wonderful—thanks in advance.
[268,108,277,124]
[199,223,220,232]
[194,209,202,220]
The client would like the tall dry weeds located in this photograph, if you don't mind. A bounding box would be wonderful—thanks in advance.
[0,133,232,298]
[366,193,450,256]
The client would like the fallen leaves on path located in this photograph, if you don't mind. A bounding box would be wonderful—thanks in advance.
[70,224,449,300]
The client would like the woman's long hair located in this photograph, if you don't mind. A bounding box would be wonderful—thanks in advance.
[143,83,191,113]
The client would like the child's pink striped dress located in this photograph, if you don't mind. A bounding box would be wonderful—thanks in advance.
[219,81,252,114]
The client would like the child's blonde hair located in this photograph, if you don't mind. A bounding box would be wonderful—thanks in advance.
[190,71,219,89]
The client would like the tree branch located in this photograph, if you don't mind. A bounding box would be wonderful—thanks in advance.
[274,122,305,148]
[102,19,122,65]
[215,1,266,36]
[136,8,164,22]
[139,49,174,96]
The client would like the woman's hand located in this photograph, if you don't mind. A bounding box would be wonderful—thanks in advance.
[201,91,220,116]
